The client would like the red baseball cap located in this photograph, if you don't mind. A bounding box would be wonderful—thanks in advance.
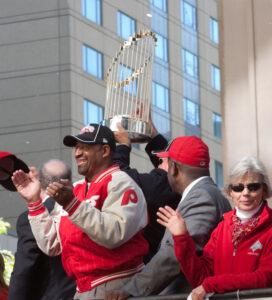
[157,136,210,168]
[0,152,29,191]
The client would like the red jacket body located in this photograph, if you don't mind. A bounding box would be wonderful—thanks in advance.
[173,201,272,293]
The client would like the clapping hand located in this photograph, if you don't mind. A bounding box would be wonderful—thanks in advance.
[12,170,41,204]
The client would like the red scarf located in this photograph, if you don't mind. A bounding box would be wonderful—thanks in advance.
[232,205,263,250]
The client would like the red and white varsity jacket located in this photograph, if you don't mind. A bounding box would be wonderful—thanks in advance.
[28,165,149,292]
[173,201,272,294]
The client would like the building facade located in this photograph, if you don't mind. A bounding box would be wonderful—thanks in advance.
[0,0,222,237]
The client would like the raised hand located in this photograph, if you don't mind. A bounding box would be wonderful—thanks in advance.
[157,206,187,236]
[46,179,74,207]
[12,170,41,204]
[113,123,131,148]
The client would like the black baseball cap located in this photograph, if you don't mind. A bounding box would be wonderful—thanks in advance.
[63,123,116,152]
[0,152,29,191]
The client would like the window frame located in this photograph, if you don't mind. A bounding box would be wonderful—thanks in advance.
[82,0,102,25]
[183,98,200,127]
[82,44,103,79]
[84,100,104,125]
[154,32,168,62]
[182,48,198,78]
[211,64,221,91]
[210,17,219,44]
[215,160,223,187]
[117,11,136,40]
[181,0,197,30]
[152,81,170,112]
[150,0,167,12]
[212,112,222,139]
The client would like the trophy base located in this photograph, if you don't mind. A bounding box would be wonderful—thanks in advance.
[103,116,152,144]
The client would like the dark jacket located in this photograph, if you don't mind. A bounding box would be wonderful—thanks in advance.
[113,134,180,262]
[8,197,76,300]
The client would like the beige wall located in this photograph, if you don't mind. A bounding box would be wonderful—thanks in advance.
[218,0,272,182]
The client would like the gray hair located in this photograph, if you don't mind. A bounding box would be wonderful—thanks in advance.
[38,159,71,191]
[225,156,271,199]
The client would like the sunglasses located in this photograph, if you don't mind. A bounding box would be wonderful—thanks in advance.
[230,183,262,192]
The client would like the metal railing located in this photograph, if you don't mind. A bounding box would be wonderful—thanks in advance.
[125,288,272,300]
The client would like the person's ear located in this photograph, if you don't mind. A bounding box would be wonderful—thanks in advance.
[101,145,111,158]
[168,159,178,176]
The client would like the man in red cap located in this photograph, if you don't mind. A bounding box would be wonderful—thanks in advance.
[105,136,231,300]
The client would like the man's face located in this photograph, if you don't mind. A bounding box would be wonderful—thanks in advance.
[74,142,104,180]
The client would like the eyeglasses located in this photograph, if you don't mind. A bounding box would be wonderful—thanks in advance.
[230,183,262,192]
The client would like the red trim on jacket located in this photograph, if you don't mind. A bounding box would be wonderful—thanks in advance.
[28,200,46,216]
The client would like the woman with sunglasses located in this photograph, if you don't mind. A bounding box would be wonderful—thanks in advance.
[157,156,272,300]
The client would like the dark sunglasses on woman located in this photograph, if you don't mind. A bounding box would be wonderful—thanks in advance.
[230,182,262,192]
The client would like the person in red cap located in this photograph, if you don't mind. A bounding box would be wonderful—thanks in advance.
[105,136,231,300]
[11,123,149,300]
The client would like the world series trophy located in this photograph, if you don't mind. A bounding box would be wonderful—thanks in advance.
[103,30,157,143]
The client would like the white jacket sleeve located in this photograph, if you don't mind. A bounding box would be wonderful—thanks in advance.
[28,202,63,256]
[69,171,148,249]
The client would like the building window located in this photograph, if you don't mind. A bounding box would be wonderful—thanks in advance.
[118,11,136,40]
[82,0,101,25]
[82,45,103,79]
[213,113,222,139]
[150,0,167,12]
[182,49,198,78]
[183,98,199,126]
[211,65,221,91]
[155,32,168,62]
[84,100,104,125]
[181,0,196,30]
[215,160,223,187]
[210,18,219,44]
[152,82,169,112]
[153,107,171,140]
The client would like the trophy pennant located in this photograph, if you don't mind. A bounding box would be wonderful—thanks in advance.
[104,30,157,143]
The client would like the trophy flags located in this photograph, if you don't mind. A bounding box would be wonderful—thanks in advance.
[104,30,157,143]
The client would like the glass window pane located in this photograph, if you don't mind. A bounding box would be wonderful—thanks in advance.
[215,161,223,187]
[155,33,168,62]
[181,0,196,30]
[84,100,104,125]
[150,0,167,12]
[82,45,103,79]
[82,0,101,25]
[211,65,221,91]
[213,113,222,139]
[183,98,199,126]
[210,18,219,44]
[152,82,169,112]
[182,49,198,78]
[118,11,136,40]
[152,106,171,140]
